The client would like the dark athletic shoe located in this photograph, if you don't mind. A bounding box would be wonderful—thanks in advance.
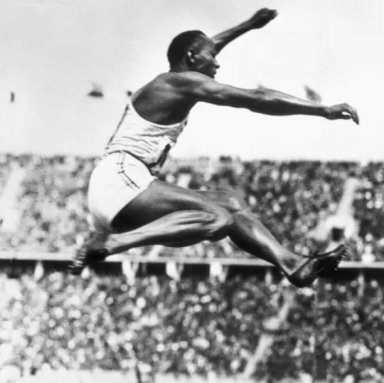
[288,244,348,288]
[69,232,109,276]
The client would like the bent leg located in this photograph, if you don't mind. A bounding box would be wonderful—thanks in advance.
[97,180,233,256]
[103,210,224,255]
[70,181,233,275]
[73,184,346,286]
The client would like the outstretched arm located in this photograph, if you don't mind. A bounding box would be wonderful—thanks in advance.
[211,8,277,54]
[183,73,359,124]
[248,86,359,124]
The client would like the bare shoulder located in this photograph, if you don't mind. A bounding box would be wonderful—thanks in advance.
[136,72,207,96]
[140,72,217,102]
[137,71,234,107]
[132,72,214,121]
[154,71,212,88]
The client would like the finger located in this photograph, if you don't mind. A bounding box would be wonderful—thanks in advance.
[351,108,359,125]
[345,107,359,125]
[340,112,352,120]
[270,10,278,19]
[352,111,360,125]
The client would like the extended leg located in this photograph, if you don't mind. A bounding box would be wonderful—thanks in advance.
[72,182,347,287]
[197,189,348,286]
[229,210,298,274]
[229,210,347,286]
[197,190,298,274]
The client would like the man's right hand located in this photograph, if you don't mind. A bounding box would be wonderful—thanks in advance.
[325,103,359,125]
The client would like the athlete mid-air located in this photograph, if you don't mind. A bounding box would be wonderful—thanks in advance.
[71,8,359,287]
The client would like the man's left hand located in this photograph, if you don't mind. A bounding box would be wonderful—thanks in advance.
[247,8,278,29]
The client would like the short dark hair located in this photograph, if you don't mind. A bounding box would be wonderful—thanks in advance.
[167,30,206,67]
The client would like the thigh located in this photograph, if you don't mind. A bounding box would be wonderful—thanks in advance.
[111,180,225,231]
[196,189,247,213]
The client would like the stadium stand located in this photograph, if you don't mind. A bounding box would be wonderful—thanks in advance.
[1,154,384,261]
[1,154,384,382]
[1,268,384,382]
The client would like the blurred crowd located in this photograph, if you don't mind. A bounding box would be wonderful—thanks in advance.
[0,153,383,261]
[1,153,384,382]
[1,269,383,382]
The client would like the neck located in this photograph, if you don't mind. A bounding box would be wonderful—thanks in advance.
[169,64,189,73]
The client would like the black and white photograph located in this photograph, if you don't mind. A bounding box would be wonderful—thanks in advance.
[0,0,383,382]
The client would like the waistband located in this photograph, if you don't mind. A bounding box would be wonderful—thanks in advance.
[103,150,160,176]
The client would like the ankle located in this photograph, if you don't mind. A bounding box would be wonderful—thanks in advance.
[282,252,301,273]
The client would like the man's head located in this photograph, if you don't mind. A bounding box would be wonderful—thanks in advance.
[167,30,219,78]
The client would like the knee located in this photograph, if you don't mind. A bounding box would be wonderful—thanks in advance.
[220,190,247,214]
[203,208,233,241]
[228,192,247,213]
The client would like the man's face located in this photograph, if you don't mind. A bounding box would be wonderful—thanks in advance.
[190,36,219,78]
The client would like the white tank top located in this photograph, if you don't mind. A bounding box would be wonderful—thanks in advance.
[105,98,188,175]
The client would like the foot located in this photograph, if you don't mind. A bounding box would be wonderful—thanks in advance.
[287,245,348,288]
[69,232,110,275]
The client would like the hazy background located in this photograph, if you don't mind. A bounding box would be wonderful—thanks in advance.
[0,0,383,161]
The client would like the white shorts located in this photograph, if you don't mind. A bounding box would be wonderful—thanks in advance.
[88,151,155,232]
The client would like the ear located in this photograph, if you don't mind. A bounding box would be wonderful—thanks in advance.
[186,49,195,64]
